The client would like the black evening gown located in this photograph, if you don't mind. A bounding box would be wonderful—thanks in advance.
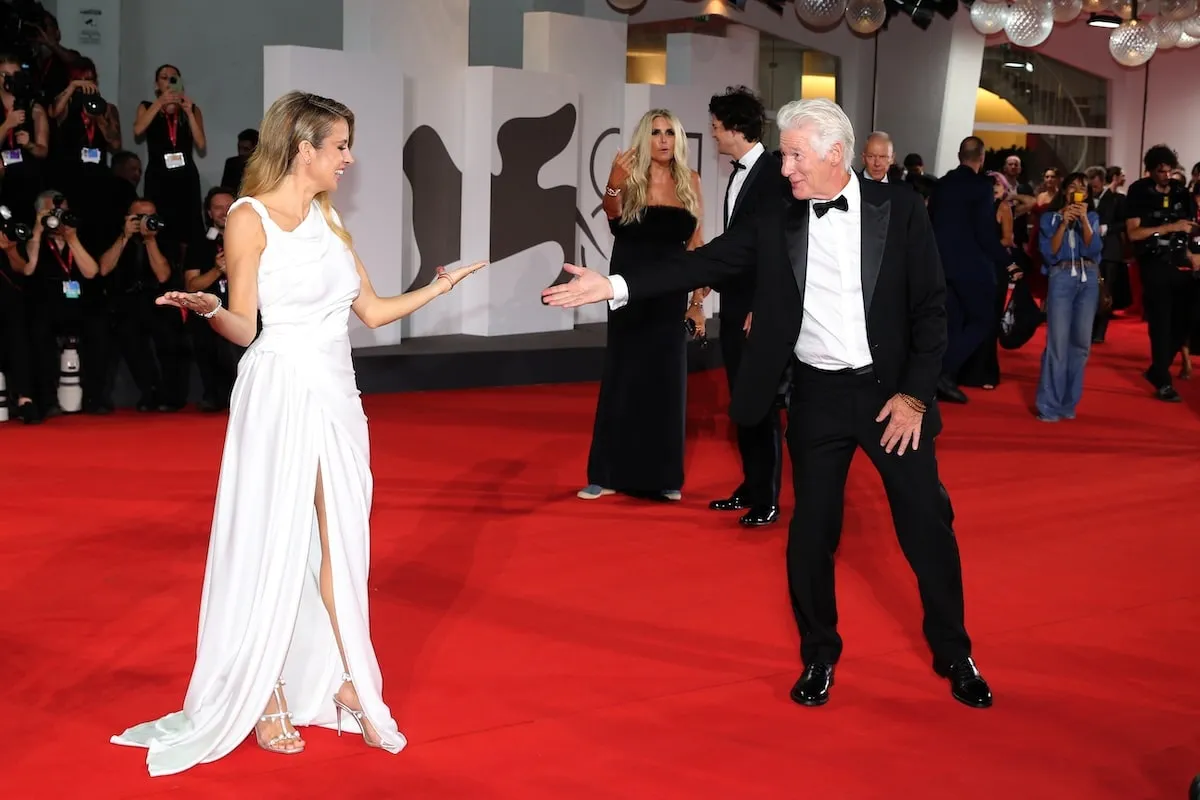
[139,102,205,248]
[586,205,695,495]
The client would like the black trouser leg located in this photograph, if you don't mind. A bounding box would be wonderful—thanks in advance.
[942,277,996,380]
[720,311,783,506]
[188,314,220,403]
[1142,266,1192,389]
[1092,260,1120,342]
[151,305,189,407]
[0,289,34,403]
[113,301,161,404]
[786,366,970,668]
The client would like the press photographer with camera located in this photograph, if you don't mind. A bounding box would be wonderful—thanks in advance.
[20,190,106,418]
[99,197,188,412]
[49,57,121,243]
[184,186,242,411]
[133,65,207,255]
[1124,144,1200,403]
[1,52,50,223]
[0,220,38,423]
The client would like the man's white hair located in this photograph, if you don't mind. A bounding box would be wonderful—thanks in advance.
[775,98,855,174]
[865,130,893,151]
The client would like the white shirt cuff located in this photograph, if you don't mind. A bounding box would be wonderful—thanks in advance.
[1100,224,1108,236]
[608,274,629,310]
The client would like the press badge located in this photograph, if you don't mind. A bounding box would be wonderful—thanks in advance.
[80,147,101,164]
[63,280,81,299]
[1,149,22,166]
[164,152,186,169]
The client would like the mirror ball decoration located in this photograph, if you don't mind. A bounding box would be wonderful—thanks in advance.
[1051,0,1083,22]
[971,1,1012,34]
[796,0,850,29]
[1004,0,1055,47]
[1184,13,1200,36]
[1179,30,1200,47]
[1081,0,1110,11]
[1159,0,1198,21]
[845,0,887,34]
[1149,15,1184,48]
[606,0,644,10]
[1109,18,1158,65]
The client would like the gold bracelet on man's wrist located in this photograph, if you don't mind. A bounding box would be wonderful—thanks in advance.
[898,393,926,414]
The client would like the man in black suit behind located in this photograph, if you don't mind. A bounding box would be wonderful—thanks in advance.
[543,98,992,709]
[927,137,1014,404]
[695,86,785,527]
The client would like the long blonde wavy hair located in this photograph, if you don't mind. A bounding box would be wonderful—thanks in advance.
[619,108,700,226]
[240,91,355,246]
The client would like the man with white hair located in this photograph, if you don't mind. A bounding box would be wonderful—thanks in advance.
[543,98,992,710]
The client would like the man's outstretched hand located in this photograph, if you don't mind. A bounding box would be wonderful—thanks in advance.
[541,264,614,308]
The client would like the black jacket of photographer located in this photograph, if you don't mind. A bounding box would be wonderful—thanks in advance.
[1125,178,1198,268]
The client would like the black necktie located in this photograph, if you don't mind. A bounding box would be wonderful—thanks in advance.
[724,160,746,226]
[813,195,849,218]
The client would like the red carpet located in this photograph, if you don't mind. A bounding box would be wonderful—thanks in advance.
[2,317,1199,799]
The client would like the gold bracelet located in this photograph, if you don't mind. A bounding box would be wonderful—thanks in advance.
[898,394,926,414]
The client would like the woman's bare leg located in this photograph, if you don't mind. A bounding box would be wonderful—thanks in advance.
[315,465,380,744]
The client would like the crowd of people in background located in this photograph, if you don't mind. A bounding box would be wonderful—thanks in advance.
[0,6,257,424]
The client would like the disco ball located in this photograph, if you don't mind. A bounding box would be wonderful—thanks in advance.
[1051,0,1083,22]
[795,0,849,29]
[1109,19,1158,65]
[971,0,1012,34]
[1109,0,1135,19]
[1179,30,1200,47]
[606,0,644,11]
[1005,0,1055,47]
[1159,0,1197,21]
[1149,15,1183,48]
[845,0,887,34]
[1183,13,1200,36]
[1080,0,1110,11]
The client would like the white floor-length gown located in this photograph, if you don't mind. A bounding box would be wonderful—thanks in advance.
[112,197,406,776]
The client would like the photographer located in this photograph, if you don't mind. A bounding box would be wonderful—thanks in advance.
[184,187,242,411]
[99,197,187,411]
[1124,145,1199,403]
[49,57,121,244]
[0,224,37,423]
[21,190,107,416]
[1,52,50,223]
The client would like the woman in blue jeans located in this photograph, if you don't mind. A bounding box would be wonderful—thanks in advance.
[1036,172,1103,421]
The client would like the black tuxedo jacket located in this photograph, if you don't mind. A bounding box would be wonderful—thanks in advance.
[715,150,786,320]
[928,165,1010,284]
[1093,189,1125,263]
[622,176,947,435]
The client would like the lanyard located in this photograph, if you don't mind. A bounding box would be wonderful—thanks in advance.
[81,109,96,146]
[48,239,74,275]
[165,113,179,149]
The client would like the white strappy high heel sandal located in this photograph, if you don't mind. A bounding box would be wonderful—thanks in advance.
[333,671,382,749]
[255,679,304,754]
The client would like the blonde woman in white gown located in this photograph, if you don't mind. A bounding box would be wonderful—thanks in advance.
[110,91,485,776]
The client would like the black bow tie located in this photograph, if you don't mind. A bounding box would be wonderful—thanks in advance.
[813,195,849,218]
[731,160,746,171]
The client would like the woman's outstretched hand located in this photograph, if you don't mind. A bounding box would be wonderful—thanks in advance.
[157,291,219,316]
[436,261,487,290]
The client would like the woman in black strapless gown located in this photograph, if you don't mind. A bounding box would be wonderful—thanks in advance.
[579,109,703,502]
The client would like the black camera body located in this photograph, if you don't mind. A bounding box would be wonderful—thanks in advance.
[42,193,79,231]
[1134,181,1195,262]
[137,213,165,232]
[0,204,32,241]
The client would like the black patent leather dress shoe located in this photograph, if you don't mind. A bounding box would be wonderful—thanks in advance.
[789,663,834,707]
[936,375,968,404]
[938,657,992,708]
[709,494,749,511]
[739,506,779,526]
[1188,772,1199,800]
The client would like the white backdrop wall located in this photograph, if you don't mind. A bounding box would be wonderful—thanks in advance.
[1140,47,1200,171]
[262,46,405,348]
[524,11,629,326]
[118,0,343,193]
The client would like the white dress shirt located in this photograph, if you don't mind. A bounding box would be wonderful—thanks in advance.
[725,142,765,227]
[609,173,874,373]
[793,173,873,371]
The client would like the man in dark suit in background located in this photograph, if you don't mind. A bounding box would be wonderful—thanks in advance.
[1088,165,1126,343]
[544,98,992,711]
[698,86,785,527]
[927,137,1014,404]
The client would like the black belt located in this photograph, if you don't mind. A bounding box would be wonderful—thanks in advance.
[795,360,873,377]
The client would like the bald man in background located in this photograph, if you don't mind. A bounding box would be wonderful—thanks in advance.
[860,131,894,182]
